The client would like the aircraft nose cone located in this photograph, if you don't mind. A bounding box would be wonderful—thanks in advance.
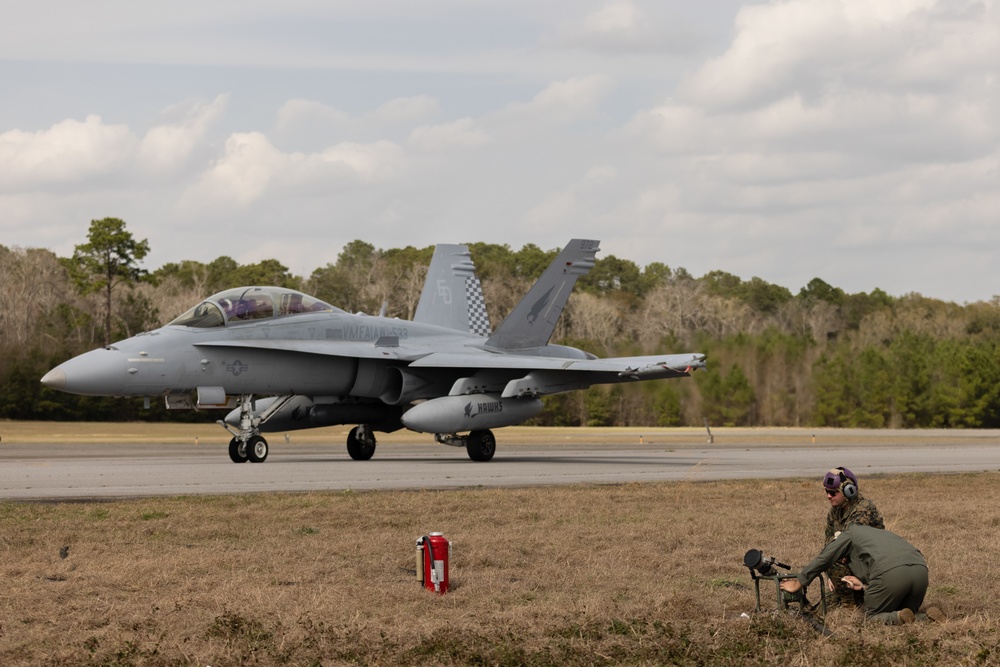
[40,368,67,390]
[39,348,138,396]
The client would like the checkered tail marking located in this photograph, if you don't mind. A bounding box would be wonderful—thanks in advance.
[465,276,491,336]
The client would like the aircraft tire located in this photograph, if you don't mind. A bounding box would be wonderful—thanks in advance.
[228,437,249,463]
[347,426,377,461]
[466,429,496,462]
[247,435,269,463]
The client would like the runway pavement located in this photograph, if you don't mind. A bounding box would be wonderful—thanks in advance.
[2,429,998,500]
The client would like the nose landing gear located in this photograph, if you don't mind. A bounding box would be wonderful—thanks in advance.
[219,394,291,463]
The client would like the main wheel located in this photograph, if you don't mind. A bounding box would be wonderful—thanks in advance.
[466,429,496,462]
[347,426,377,460]
[247,435,269,463]
[228,437,249,463]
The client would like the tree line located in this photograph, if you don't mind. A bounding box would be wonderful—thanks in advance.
[4,218,1000,428]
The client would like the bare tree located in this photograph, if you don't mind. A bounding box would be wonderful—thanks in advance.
[564,292,623,353]
[0,247,69,347]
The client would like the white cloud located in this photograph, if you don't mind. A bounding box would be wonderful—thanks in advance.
[678,0,998,110]
[276,99,351,135]
[0,115,137,191]
[497,75,614,124]
[186,132,404,207]
[372,96,441,124]
[274,96,444,150]
[138,95,228,175]
[317,141,403,182]
[408,118,492,151]
[627,0,1000,177]
[186,132,280,206]
[0,96,228,191]
[546,0,699,55]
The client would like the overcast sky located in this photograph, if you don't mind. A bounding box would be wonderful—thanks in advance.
[2,0,998,303]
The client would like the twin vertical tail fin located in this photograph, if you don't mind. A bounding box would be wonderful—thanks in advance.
[485,239,600,351]
[414,238,601,349]
[413,244,492,336]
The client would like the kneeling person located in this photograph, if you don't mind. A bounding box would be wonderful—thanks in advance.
[823,466,884,606]
[780,524,927,625]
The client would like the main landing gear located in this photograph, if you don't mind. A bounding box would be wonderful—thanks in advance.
[435,429,496,462]
[346,424,377,460]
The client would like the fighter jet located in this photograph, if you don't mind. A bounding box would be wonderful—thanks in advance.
[41,239,706,463]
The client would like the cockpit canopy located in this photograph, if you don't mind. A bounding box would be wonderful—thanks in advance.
[168,287,342,328]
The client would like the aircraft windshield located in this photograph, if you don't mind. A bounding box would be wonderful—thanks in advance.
[168,287,341,328]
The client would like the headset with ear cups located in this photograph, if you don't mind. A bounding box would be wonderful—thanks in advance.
[827,467,858,500]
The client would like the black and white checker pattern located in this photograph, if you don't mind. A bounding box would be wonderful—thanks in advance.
[465,276,491,336]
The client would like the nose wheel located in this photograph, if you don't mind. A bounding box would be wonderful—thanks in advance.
[228,437,248,463]
[228,435,268,463]
[247,435,269,463]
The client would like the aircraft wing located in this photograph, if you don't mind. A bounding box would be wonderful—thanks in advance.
[410,351,706,375]
[409,351,706,398]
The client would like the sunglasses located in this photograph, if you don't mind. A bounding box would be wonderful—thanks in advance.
[825,488,841,497]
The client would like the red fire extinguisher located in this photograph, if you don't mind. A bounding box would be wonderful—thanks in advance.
[416,532,450,594]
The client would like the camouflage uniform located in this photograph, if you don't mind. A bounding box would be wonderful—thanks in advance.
[823,494,885,607]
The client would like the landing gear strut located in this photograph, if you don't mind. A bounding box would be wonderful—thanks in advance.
[347,424,377,460]
[218,394,292,464]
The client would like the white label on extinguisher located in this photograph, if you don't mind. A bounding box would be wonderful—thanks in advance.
[434,560,444,582]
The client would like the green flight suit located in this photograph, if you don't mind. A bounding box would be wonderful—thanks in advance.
[824,494,885,606]
[797,524,928,625]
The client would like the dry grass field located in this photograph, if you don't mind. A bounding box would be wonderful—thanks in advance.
[2,464,999,666]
